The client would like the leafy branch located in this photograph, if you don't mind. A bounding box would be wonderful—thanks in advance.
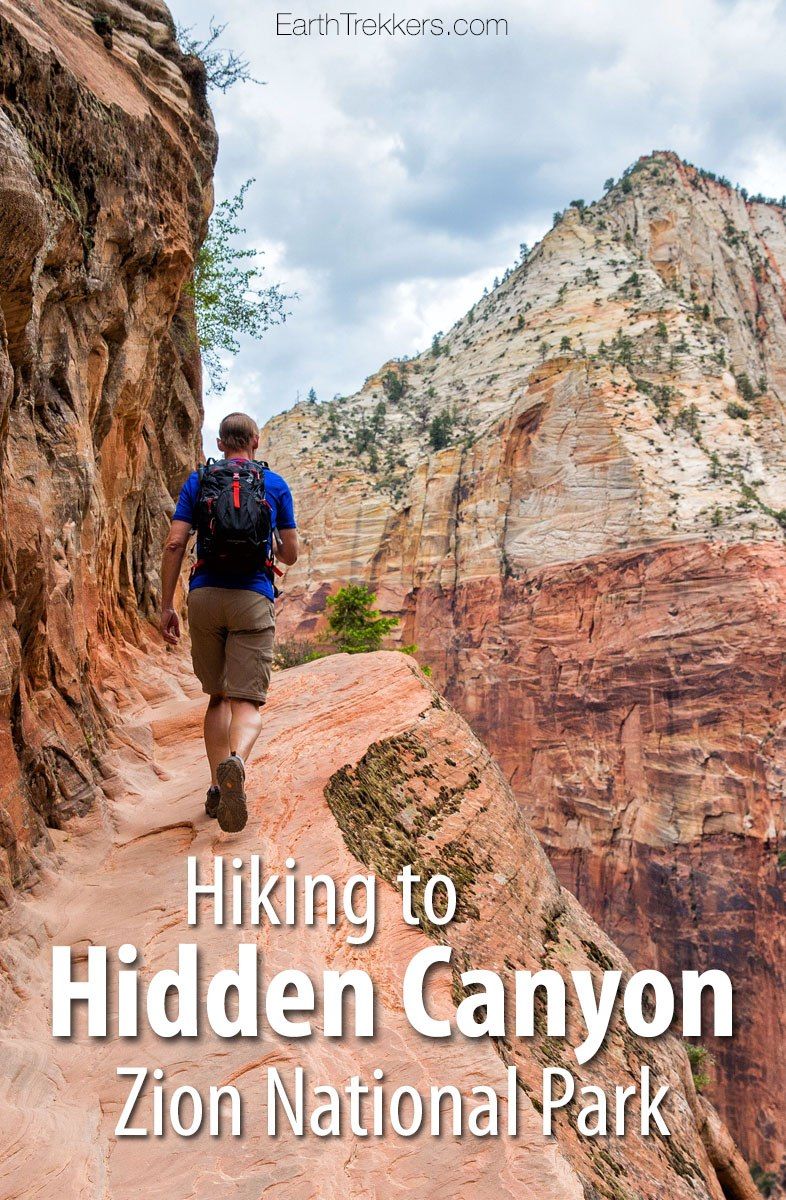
[187,180,293,393]
[176,18,262,92]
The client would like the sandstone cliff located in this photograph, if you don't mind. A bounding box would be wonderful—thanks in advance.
[0,0,216,899]
[260,152,786,1182]
[0,7,772,1190]
[0,651,759,1200]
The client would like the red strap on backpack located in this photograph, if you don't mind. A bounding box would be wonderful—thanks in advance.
[232,472,240,508]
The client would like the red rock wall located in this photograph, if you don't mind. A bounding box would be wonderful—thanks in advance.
[392,540,786,1171]
[0,0,216,899]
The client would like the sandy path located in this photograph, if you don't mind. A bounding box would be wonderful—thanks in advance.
[0,653,574,1200]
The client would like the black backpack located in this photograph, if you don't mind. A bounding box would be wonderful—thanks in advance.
[194,458,273,575]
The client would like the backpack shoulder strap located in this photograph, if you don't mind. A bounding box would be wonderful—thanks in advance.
[197,457,217,486]
[248,460,269,494]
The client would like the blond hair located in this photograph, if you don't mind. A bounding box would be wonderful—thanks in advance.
[218,412,259,452]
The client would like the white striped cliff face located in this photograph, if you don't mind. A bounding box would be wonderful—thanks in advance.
[261,153,786,1184]
[263,152,786,578]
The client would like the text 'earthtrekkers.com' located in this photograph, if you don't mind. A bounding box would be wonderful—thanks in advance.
[275,12,510,37]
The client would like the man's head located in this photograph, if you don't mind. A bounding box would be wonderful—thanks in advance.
[217,412,259,458]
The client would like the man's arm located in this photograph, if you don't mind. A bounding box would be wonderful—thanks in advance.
[160,519,192,644]
[275,527,299,566]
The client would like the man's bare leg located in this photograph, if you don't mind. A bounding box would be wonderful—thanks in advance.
[214,699,262,833]
[204,694,231,784]
[228,698,265,762]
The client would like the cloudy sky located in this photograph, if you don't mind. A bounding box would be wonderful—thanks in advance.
[167,0,786,444]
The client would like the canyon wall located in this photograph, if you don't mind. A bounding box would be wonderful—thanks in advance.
[0,0,216,899]
[0,650,760,1200]
[262,152,786,1181]
[0,5,774,1188]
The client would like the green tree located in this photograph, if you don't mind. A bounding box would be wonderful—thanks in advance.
[429,410,453,451]
[326,584,398,653]
[189,180,290,392]
[685,1044,714,1093]
[353,411,373,454]
[306,387,318,404]
[612,329,634,366]
[735,372,756,403]
[371,400,386,435]
[323,405,340,440]
[674,403,701,438]
[381,369,407,403]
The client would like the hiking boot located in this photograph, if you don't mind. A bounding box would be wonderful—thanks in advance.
[216,754,248,833]
[205,784,220,819]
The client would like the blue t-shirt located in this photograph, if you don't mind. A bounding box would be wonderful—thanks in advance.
[173,459,296,600]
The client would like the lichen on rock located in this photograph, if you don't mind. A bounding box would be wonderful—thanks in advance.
[326,725,491,930]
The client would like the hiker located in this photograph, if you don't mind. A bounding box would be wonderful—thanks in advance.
[159,412,298,832]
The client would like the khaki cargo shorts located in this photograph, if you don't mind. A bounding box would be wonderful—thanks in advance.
[187,587,276,705]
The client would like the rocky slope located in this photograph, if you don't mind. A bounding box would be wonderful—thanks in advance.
[0,0,215,899]
[260,152,786,1182]
[0,650,759,1200]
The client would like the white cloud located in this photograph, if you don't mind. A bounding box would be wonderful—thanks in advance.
[169,0,786,436]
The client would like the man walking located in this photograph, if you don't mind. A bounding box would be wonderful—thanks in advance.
[159,412,298,832]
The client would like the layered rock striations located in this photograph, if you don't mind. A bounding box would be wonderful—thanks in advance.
[0,7,777,1185]
[0,0,216,899]
[0,651,759,1199]
[261,153,786,1179]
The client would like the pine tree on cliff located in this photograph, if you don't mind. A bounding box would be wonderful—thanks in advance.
[326,585,398,654]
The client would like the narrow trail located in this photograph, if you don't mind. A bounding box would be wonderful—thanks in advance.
[0,653,568,1200]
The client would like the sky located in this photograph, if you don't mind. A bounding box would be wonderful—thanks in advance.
[167,0,786,445]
